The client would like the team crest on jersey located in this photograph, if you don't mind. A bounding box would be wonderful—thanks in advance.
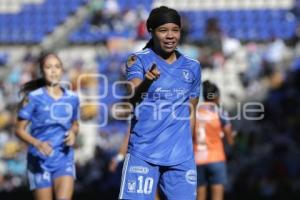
[182,70,193,83]
[127,180,136,193]
[127,55,137,67]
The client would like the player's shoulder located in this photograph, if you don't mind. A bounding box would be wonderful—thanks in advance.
[126,49,151,67]
[181,54,200,66]
[130,48,151,60]
[133,48,151,57]
[28,88,44,99]
[181,54,201,75]
[65,89,79,99]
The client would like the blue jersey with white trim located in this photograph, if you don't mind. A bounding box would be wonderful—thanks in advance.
[18,87,79,171]
[126,48,201,165]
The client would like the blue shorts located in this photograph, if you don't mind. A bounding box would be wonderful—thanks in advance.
[119,153,197,200]
[27,158,76,190]
[196,162,227,186]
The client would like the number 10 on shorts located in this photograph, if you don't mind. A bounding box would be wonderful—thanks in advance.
[129,176,154,194]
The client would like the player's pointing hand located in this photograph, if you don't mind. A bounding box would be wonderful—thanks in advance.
[145,63,160,81]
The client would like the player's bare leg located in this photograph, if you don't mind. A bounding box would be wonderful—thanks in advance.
[34,187,52,200]
[211,184,224,200]
[54,176,74,200]
[155,189,160,200]
[197,186,207,200]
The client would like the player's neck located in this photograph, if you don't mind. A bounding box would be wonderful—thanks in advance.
[152,47,177,64]
[163,52,177,64]
[45,85,63,100]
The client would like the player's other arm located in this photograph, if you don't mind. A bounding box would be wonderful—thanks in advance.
[222,124,234,146]
[118,128,130,156]
[64,121,79,146]
[220,110,234,146]
[15,119,53,156]
[190,98,199,137]
[190,62,201,137]
[109,128,130,172]
[16,97,53,156]
[65,96,80,146]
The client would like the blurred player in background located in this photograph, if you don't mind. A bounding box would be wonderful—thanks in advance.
[194,80,234,200]
[15,53,80,200]
[118,6,201,200]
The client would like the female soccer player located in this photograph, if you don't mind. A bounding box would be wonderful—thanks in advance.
[119,6,201,200]
[16,53,80,200]
[194,80,234,200]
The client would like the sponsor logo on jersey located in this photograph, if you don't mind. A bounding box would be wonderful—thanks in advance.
[129,166,149,174]
[155,87,171,93]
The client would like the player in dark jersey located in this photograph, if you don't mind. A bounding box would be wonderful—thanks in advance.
[119,6,201,200]
[16,53,79,200]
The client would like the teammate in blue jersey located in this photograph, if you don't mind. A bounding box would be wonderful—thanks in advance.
[119,6,201,200]
[15,53,79,200]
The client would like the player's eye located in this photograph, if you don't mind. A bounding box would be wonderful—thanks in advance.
[55,64,62,69]
[158,29,167,32]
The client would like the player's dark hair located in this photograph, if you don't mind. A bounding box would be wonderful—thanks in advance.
[203,80,220,101]
[19,52,62,95]
[143,6,181,49]
[143,39,154,50]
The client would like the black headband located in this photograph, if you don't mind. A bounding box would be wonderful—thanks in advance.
[146,6,181,32]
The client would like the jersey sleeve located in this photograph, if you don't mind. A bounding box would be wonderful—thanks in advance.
[126,54,144,81]
[18,94,36,121]
[72,95,80,122]
[190,63,201,99]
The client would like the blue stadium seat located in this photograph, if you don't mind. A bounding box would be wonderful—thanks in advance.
[0,0,86,43]
[0,1,297,43]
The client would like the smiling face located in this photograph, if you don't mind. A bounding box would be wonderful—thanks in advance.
[152,23,181,55]
[41,54,63,86]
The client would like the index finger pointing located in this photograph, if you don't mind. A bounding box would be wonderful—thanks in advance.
[150,63,157,72]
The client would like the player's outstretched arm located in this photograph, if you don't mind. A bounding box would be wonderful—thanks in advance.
[128,63,160,105]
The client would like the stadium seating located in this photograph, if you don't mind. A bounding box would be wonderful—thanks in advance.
[0,0,86,43]
[0,0,297,43]
[70,8,296,43]
[184,9,296,41]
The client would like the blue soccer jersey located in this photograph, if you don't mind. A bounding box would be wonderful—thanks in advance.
[18,87,79,171]
[126,48,201,166]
